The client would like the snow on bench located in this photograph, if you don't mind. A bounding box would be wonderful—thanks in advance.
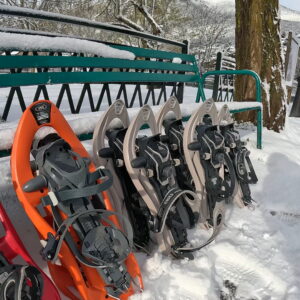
[0,101,262,151]
[0,32,135,60]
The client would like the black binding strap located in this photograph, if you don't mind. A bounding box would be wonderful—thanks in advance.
[103,128,151,249]
[133,134,200,258]
[41,209,133,267]
[162,118,195,191]
[220,124,258,206]
[0,254,43,300]
[189,124,236,220]
[41,168,113,206]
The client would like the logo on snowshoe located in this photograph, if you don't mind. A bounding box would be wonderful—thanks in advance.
[114,100,124,115]
[31,102,51,125]
[142,107,151,121]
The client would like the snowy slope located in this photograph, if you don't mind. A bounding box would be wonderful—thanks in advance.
[280,5,300,22]
[203,0,300,34]
[0,86,300,299]
[204,0,300,20]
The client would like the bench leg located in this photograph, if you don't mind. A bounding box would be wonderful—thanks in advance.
[257,108,262,149]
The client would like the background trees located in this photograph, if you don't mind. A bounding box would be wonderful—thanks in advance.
[0,0,234,69]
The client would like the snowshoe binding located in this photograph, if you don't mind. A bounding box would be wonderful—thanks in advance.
[218,104,258,208]
[92,100,151,252]
[0,254,43,300]
[0,203,60,300]
[11,100,142,300]
[123,105,204,259]
[156,96,195,192]
[183,99,236,245]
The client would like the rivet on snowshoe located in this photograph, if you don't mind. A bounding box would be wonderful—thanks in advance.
[173,159,180,166]
[116,159,124,167]
[146,169,154,178]
[170,144,178,150]
[202,153,211,160]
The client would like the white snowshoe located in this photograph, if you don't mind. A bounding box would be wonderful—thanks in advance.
[183,99,236,244]
[123,105,205,259]
[92,100,151,250]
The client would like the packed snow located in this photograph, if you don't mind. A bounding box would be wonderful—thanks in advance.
[0,97,261,151]
[0,86,299,299]
[0,32,135,59]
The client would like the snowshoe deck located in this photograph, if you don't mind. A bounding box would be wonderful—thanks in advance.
[183,99,236,246]
[123,105,204,259]
[11,100,142,300]
[218,104,258,208]
[92,100,151,251]
[0,203,60,300]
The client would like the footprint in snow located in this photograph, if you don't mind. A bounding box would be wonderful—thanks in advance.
[212,244,287,299]
[269,210,300,225]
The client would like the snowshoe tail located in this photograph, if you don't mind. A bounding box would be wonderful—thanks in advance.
[92,99,151,251]
[11,100,142,300]
[124,105,206,259]
[218,104,258,208]
[183,99,235,244]
[0,203,60,300]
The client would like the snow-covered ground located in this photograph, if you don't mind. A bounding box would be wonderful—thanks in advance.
[0,87,300,299]
[131,109,300,300]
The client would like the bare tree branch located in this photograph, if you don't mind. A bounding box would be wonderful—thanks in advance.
[131,1,162,34]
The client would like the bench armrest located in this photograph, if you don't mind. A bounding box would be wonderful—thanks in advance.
[197,69,262,104]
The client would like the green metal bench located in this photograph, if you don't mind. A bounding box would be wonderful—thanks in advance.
[0,5,262,158]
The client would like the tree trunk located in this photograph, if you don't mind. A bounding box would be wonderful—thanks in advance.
[235,0,286,132]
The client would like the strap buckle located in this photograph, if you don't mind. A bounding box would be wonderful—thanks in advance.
[40,232,59,261]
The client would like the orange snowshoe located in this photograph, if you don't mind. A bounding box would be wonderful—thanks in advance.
[11,100,143,300]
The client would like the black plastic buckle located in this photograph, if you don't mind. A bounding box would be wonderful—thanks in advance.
[41,232,58,261]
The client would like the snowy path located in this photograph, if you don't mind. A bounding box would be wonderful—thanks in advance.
[1,101,300,299]
[129,115,300,300]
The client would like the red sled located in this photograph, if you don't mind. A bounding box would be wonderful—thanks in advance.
[0,202,61,300]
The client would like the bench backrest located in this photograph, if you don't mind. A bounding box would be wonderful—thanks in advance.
[0,42,202,121]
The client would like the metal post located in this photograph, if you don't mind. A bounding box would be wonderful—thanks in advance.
[290,77,300,117]
[212,52,222,100]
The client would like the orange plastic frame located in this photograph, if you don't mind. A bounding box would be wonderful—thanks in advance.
[11,100,143,300]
